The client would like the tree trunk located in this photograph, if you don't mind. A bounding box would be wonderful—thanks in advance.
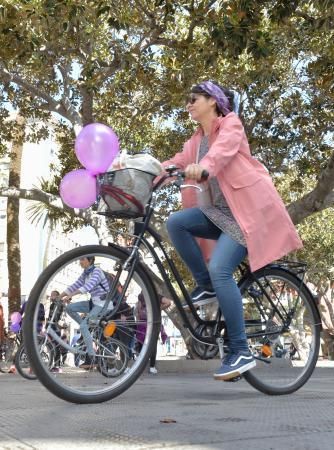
[140,256,201,357]
[6,116,25,314]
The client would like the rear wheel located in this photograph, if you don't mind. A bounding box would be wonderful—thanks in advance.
[23,244,161,403]
[97,336,129,377]
[191,324,220,360]
[15,338,54,380]
[241,267,320,395]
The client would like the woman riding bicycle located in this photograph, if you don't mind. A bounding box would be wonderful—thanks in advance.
[163,80,303,381]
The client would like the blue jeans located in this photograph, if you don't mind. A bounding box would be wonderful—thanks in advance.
[66,301,103,356]
[167,208,248,352]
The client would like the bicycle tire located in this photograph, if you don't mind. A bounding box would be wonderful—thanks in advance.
[15,339,54,381]
[14,343,37,380]
[23,244,161,403]
[97,337,129,378]
[240,267,320,395]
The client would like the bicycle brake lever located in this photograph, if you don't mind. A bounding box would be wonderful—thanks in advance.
[179,184,201,191]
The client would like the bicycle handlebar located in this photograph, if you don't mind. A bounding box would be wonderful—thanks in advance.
[164,165,209,180]
[153,166,209,192]
[178,169,209,181]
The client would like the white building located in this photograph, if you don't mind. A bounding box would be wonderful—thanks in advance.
[0,118,186,357]
[0,121,98,326]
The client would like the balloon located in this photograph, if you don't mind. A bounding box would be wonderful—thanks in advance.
[75,123,119,175]
[59,169,97,209]
[10,312,22,325]
[10,322,21,333]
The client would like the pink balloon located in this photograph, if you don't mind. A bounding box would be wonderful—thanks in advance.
[59,169,97,209]
[10,312,22,325]
[75,123,119,175]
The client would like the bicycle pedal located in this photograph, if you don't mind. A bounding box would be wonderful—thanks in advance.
[224,375,241,383]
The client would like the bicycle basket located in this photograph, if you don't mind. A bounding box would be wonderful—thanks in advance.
[96,168,156,218]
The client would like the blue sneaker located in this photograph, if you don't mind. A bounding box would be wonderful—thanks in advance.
[183,285,216,309]
[214,351,256,381]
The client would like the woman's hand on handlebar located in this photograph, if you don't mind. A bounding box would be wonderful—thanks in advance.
[185,164,208,182]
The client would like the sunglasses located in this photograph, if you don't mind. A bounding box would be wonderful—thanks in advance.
[186,93,210,105]
[186,95,200,105]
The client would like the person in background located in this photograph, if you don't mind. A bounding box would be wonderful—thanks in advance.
[20,300,45,333]
[46,290,63,373]
[113,297,136,360]
[136,293,171,374]
[60,334,69,366]
[71,330,82,367]
[60,256,111,369]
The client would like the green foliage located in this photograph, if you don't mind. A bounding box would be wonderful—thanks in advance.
[277,170,334,285]
[0,0,334,278]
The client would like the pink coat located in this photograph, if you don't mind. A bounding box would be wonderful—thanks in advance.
[163,112,303,272]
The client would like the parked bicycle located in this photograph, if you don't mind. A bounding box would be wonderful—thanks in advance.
[14,332,54,380]
[0,326,21,374]
[23,167,321,403]
[0,309,57,380]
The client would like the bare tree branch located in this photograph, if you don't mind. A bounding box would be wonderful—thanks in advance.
[287,148,334,224]
[0,186,100,229]
[58,63,71,100]
[0,63,82,127]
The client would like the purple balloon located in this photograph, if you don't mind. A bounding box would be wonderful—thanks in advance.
[10,322,21,333]
[75,123,119,175]
[10,312,22,325]
[59,169,97,209]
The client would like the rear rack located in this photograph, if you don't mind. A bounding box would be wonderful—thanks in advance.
[269,260,308,277]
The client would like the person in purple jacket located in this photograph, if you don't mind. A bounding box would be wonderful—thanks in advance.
[60,256,111,367]
[20,300,45,333]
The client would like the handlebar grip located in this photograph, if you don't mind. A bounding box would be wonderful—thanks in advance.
[201,170,209,180]
[177,169,209,180]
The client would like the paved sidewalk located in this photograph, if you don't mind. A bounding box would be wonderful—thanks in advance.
[1,366,334,449]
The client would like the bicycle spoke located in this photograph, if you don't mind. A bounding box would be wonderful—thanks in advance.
[241,267,320,395]
[24,245,160,403]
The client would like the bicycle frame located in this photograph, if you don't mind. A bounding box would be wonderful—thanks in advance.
[102,172,224,345]
[101,170,319,348]
[104,192,226,345]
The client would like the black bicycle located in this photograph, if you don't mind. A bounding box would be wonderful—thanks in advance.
[23,166,321,403]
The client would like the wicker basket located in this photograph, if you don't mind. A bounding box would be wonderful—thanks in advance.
[96,168,156,218]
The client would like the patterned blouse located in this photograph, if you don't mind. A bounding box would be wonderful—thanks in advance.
[198,136,247,247]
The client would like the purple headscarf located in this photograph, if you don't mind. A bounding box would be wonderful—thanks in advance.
[198,81,231,116]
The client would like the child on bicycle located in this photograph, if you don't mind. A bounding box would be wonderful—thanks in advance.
[163,80,303,381]
[60,256,111,368]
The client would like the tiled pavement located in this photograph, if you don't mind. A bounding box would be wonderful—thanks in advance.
[0,365,334,449]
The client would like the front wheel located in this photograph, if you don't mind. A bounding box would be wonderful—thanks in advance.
[23,244,161,403]
[240,267,321,395]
